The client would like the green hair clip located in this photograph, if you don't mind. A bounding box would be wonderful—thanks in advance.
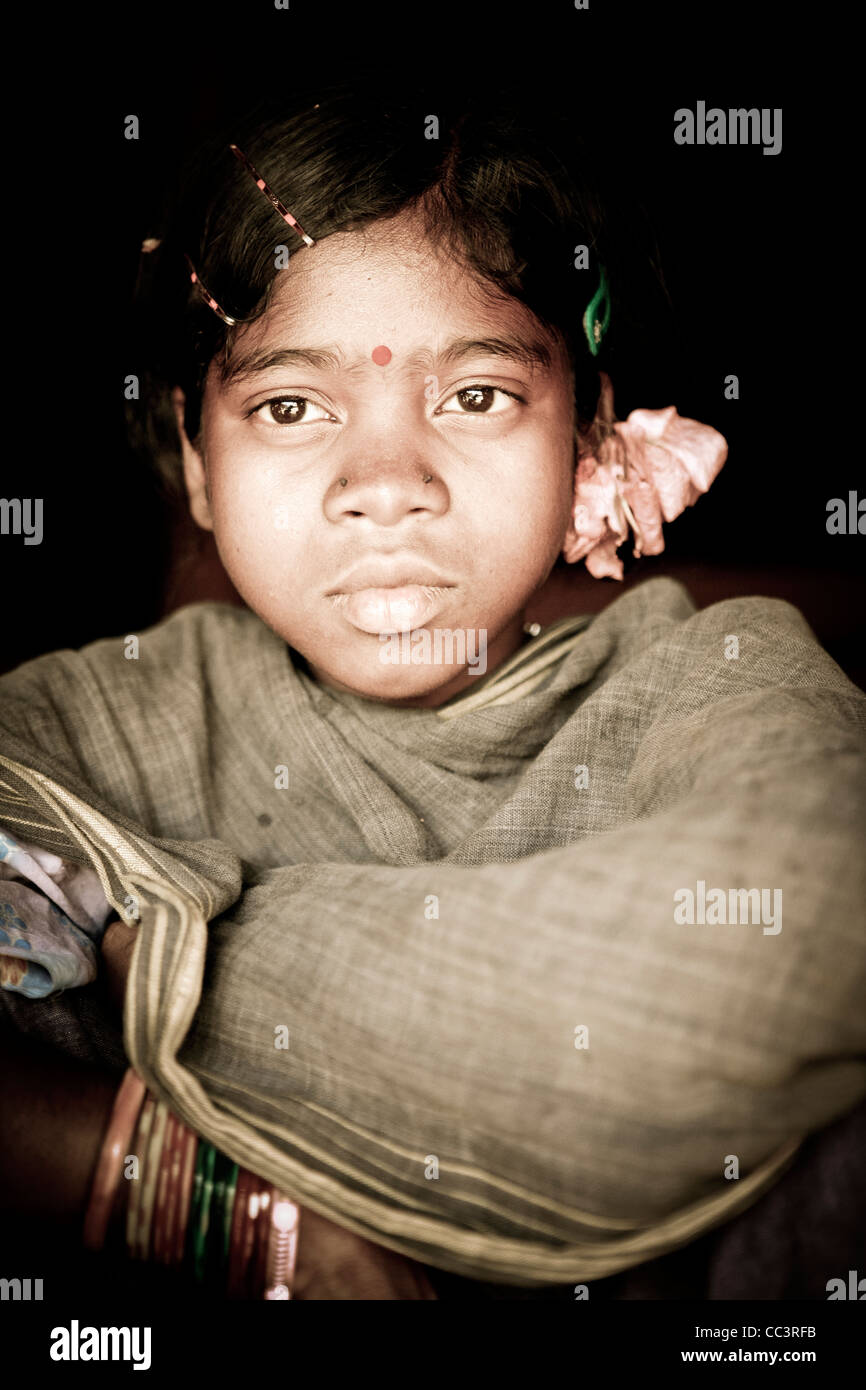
[583,264,611,357]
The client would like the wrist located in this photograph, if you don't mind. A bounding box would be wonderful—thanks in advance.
[101,916,139,1017]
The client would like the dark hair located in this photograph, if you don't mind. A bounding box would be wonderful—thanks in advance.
[127,78,674,507]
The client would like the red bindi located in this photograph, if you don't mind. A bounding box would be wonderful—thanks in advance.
[371,345,392,366]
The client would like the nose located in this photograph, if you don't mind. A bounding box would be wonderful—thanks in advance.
[323,459,448,528]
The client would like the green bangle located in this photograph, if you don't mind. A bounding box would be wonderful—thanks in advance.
[193,1142,217,1284]
[183,1138,207,1276]
[205,1149,231,1290]
[222,1162,240,1271]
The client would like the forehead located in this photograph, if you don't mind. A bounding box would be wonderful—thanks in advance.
[220,208,565,374]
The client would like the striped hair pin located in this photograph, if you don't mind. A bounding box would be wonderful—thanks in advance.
[184,142,316,326]
[184,253,243,327]
[229,143,315,248]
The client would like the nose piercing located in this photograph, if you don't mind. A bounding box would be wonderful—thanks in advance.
[423,474,432,484]
[339,477,348,487]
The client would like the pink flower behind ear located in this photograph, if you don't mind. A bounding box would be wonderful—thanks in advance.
[562,400,728,579]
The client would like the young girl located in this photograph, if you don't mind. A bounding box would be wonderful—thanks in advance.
[1,82,864,1300]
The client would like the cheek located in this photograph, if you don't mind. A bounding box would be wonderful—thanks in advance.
[207,454,300,552]
[210,487,266,560]
[483,437,575,548]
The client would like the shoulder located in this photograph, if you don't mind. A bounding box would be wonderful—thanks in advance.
[0,602,286,803]
[588,575,866,730]
[0,601,279,731]
[602,573,845,662]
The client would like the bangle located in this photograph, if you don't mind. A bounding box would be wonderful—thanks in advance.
[221,1162,239,1272]
[192,1141,217,1284]
[208,1150,233,1289]
[105,1136,135,1255]
[226,1165,251,1298]
[183,1136,207,1275]
[201,1145,223,1289]
[89,1083,301,1300]
[82,1067,147,1252]
[125,1093,155,1258]
[135,1100,169,1261]
[152,1111,179,1265]
[206,1150,233,1290]
[159,1113,185,1267]
[150,1111,170,1264]
[264,1194,301,1299]
[173,1126,198,1267]
[237,1173,265,1299]
[190,1139,214,1278]
[252,1182,273,1299]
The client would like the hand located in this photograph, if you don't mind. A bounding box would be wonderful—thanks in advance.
[100,914,139,1017]
[292,1206,438,1300]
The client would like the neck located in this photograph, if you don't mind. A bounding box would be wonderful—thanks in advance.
[307,613,531,708]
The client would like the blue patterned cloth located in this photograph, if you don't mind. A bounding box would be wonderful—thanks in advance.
[0,827,114,998]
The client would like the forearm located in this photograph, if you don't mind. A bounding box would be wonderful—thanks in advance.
[0,1032,117,1227]
[0,904,138,1216]
[139,745,865,1283]
[0,1032,437,1298]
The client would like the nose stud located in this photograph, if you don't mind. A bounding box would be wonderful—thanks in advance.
[339,477,348,487]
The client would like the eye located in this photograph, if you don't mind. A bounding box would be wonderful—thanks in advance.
[247,396,334,427]
[437,385,524,415]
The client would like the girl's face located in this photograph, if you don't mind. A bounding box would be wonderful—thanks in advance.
[177,208,578,706]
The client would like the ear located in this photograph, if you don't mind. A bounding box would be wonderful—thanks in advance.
[172,386,213,532]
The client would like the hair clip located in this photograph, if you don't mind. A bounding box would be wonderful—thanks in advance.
[183,143,317,327]
[183,252,244,327]
[230,143,315,247]
[583,265,611,357]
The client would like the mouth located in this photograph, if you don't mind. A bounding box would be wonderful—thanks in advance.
[326,557,457,634]
[329,584,455,634]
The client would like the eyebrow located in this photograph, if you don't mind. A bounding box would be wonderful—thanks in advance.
[222,334,555,388]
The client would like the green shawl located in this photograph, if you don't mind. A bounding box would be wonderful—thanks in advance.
[1,575,864,1284]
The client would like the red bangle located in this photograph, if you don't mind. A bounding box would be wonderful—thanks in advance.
[160,1113,185,1266]
[252,1182,273,1299]
[87,1078,300,1301]
[241,1175,267,1299]
[152,1111,179,1264]
[226,1165,251,1298]
[82,1068,147,1252]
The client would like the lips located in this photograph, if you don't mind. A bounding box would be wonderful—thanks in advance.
[340,585,452,633]
[327,558,455,634]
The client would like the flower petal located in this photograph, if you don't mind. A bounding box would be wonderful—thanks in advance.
[564,401,728,578]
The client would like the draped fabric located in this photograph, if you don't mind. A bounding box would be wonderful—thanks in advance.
[0,575,864,1284]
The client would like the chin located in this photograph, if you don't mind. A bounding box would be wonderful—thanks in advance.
[316,652,478,705]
